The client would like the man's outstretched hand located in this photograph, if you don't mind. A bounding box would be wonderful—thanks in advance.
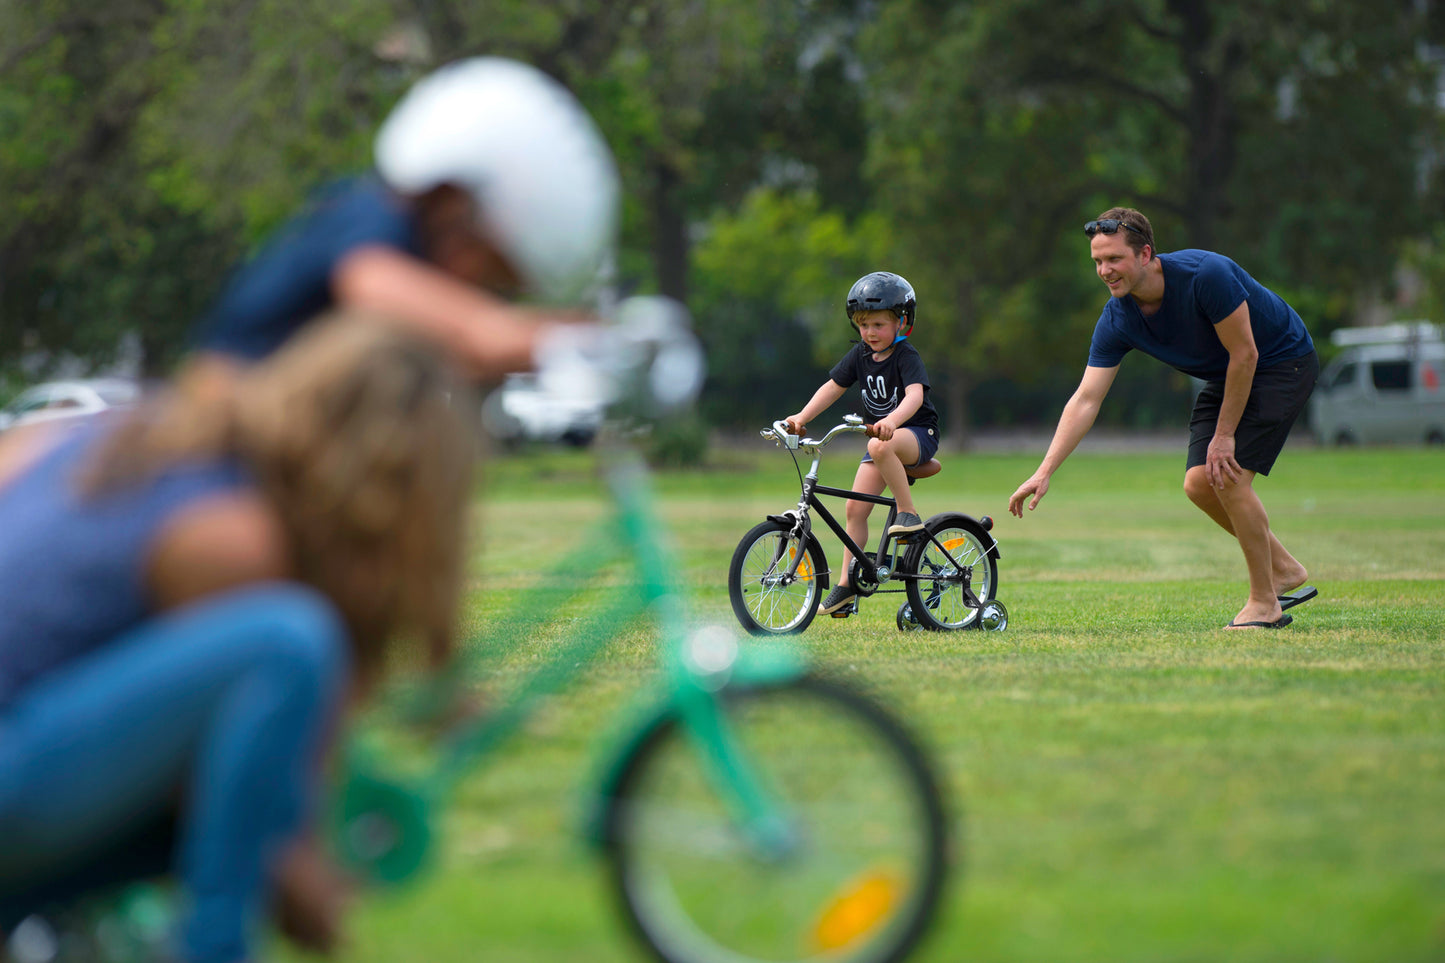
[1008,474,1050,517]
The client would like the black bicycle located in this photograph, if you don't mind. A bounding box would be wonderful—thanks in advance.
[729,416,1007,635]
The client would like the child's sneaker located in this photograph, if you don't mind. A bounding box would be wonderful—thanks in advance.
[820,584,858,616]
[888,512,925,537]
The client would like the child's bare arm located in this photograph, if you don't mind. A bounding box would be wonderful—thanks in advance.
[785,380,848,434]
[872,383,925,440]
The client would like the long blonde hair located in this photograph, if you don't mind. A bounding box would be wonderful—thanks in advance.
[81,315,477,682]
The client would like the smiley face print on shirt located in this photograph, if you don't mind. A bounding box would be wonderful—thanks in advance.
[863,373,899,417]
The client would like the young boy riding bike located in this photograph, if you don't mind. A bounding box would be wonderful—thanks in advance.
[783,271,941,617]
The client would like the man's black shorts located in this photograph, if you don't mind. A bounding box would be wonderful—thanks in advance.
[1188,350,1319,476]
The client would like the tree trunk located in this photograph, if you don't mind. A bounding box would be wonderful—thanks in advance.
[651,156,689,302]
[1169,0,1240,249]
[942,363,970,452]
[942,279,975,451]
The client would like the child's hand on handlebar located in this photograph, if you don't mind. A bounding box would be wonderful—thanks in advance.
[783,416,807,435]
[868,421,896,441]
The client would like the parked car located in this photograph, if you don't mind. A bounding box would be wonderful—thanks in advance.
[1309,323,1445,445]
[0,378,142,434]
[480,373,603,447]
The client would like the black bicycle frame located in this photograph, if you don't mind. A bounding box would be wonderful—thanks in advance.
[805,478,901,584]
[769,476,982,608]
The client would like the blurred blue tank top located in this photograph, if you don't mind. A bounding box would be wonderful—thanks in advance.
[193,175,421,360]
[0,424,249,705]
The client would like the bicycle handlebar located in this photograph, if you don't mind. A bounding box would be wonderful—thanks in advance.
[760,415,871,451]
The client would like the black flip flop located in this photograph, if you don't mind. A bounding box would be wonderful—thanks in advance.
[1225,614,1293,629]
[1278,586,1318,612]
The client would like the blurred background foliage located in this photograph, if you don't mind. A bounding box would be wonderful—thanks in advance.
[2,0,1442,441]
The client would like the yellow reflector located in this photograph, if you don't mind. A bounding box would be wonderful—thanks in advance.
[810,870,902,952]
[789,546,814,581]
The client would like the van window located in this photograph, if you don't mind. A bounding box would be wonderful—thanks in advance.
[1327,362,1357,391]
[1370,361,1412,392]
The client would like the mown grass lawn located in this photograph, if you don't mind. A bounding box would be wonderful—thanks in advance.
[309,443,1445,963]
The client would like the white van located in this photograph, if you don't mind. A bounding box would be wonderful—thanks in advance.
[1309,323,1445,445]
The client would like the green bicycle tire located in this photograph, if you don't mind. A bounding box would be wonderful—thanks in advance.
[601,675,951,963]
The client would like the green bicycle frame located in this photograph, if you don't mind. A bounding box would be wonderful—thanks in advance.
[334,441,809,883]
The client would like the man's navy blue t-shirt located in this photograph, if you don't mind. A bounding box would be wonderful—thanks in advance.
[194,176,420,360]
[1087,250,1314,382]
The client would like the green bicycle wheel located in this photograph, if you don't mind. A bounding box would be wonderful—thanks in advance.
[601,676,950,963]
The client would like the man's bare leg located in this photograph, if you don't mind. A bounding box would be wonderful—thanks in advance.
[1184,466,1285,626]
[1184,467,1308,596]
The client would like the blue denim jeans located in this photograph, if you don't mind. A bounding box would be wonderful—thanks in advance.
[0,584,349,963]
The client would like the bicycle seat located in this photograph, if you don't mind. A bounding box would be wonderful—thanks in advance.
[906,459,942,480]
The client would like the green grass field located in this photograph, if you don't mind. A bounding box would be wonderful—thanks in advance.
[314,443,1445,963]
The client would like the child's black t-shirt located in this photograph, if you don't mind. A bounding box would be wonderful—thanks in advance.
[829,340,939,432]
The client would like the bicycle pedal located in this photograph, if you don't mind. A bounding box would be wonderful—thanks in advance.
[830,601,859,618]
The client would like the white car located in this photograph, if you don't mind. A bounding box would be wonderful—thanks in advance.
[0,379,141,434]
[480,373,603,447]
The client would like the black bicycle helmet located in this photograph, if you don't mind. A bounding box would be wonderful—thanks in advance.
[845,271,916,336]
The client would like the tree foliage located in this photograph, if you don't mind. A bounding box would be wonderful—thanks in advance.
[1,0,1440,433]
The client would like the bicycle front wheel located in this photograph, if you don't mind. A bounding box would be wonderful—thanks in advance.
[728,521,828,635]
[602,676,949,963]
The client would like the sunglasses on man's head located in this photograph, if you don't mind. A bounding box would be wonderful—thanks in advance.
[1084,219,1147,239]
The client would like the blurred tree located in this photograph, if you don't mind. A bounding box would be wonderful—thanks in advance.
[2,0,1439,436]
[859,0,1442,441]
[549,0,873,303]
[0,0,870,380]
[690,188,889,428]
[0,0,400,374]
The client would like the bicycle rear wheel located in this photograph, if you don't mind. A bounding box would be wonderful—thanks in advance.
[903,514,997,631]
[728,521,828,635]
[602,676,949,963]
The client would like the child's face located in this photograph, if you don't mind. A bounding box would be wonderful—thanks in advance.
[853,310,902,353]
[418,185,524,297]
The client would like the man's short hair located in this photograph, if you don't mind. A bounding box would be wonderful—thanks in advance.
[1096,207,1155,256]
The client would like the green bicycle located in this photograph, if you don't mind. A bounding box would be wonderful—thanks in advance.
[338,436,952,963]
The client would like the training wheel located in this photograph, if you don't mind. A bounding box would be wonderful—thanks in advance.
[978,600,1008,632]
[896,603,922,631]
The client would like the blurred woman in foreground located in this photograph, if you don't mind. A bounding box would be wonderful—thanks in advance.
[0,316,475,962]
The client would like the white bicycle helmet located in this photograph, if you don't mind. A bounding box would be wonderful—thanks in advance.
[375,57,620,305]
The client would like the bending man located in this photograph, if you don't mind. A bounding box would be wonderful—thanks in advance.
[1008,207,1319,629]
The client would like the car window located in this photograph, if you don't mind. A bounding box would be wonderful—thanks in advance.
[1370,360,1412,392]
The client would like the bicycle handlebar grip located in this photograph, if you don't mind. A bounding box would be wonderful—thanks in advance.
[770,420,800,450]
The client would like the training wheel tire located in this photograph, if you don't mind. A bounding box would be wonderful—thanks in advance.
[896,603,922,631]
[977,600,1008,632]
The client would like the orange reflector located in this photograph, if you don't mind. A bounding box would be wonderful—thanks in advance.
[810,870,902,951]
[941,537,966,551]
[789,547,814,581]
